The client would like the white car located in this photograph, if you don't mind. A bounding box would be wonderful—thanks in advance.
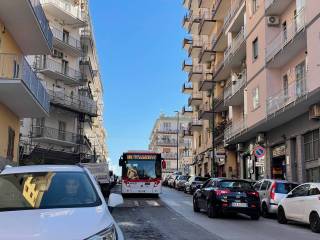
[278,183,320,233]
[0,165,124,240]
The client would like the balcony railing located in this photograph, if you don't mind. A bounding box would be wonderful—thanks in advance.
[32,126,80,144]
[36,57,82,83]
[0,53,50,112]
[266,8,306,62]
[40,0,83,21]
[192,119,203,126]
[51,26,81,50]
[30,0,53,48]
[47,89,97,116]
[224,118,247,140]
[224,71,247,101]
[232,27,246,54]
[200,9,215,21]
[266,76,307,115]
[162,152,177,159]
[223,0,244,30]
[156,140,177,146]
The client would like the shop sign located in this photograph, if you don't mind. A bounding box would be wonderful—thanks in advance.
[254,146,266,158]
[272,145,286,158]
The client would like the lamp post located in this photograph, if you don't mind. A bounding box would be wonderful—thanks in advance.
[175,111,180,172]
[211,85,216,177]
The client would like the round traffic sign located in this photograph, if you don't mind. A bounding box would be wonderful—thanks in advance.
[254,146,266,158]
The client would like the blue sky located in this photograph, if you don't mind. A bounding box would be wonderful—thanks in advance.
[90,0,187,175]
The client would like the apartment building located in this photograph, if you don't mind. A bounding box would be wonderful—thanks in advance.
[182,0,238,178]
[0,0,52,169]
[182,0,320,183]
[20,0,108,165]
[149,114,193,176]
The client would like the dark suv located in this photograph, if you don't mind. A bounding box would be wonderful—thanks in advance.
[193,178,260,220]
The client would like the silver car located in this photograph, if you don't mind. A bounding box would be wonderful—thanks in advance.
[254,179,298,217]
[175,175,190,190]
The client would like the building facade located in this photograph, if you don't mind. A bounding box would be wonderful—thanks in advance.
[182,0,320,182]
[149,114,193,177]
[20,0,108,165]
[0,0,52,169]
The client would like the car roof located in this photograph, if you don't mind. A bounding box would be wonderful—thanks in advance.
[0,165,85,175]
[258,179,298,183]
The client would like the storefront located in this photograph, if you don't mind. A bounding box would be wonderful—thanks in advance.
[241,144,265,180]
[271,144,287,180]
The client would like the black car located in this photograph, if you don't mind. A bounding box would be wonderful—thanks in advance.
[193,178,260,220]
[184,176,209,194]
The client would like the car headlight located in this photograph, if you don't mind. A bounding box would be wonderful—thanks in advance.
[86,225,117,240]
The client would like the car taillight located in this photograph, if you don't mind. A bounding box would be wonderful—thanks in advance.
[216,189,231,196]
[248,191,259,198]
[270,182,276,200]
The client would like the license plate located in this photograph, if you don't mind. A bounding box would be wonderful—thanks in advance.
[232,202,248,207]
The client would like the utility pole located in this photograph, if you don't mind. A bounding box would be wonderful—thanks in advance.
[211,85,216,177]
[175,111,180,172]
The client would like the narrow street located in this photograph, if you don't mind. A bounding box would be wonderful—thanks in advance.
[112,186,320,240]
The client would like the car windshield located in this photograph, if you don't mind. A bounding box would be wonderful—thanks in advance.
[219,180,253,190]
[179,176,189,180]
[276,182,298,194]
[194,177,208,182]
[0,171,101,211]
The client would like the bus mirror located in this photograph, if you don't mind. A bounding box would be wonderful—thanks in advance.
[119,157,124,166]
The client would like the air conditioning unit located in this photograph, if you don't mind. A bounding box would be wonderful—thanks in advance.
[256,133,265,144]
[267,16,280,26]
[309,104,320,119]
[236,143,244,152]
[53,49,63,59]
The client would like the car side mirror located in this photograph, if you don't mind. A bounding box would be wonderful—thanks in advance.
[108,193,124,213]
[287,193,293,198]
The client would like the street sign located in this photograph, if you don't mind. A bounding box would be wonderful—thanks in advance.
[254,146,266,158]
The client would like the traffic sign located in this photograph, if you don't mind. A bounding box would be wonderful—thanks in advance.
[254,146,266,158]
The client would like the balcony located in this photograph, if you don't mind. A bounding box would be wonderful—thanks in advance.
[188,65,203,82]
[156,128,178,134]
[213,0,231,21]
[182,14,191,30]
[199,42,215,63]
[40,0,86,28]
[199,104,213,120]
[188,11,201,34]
[214,121,227,143]
[182,106,193,116]
[223,0,245,33]
[80,28,93,48]
[188,39,202,58]
[198,73,214,91]
[51,26,81,56]
[212,26,228,52]
[190,119,203,132]
[0,0,52,54]
[267,76,308,116]
[224,118,247,143]
[36,57,82,85]
[182,38,192,52]
[188,93,203,107]
[214,94,227,112]
[199,9,215,36]
[180,129,193,138]
[199,0,215,9]
[224,71,246,106]
[156,140,177,147]
[0,53,49,117]
[162,152,177,160]
[183,0,191,9]
[265,0,291,15]
[31,125,80,147]
[80,57,95,83]
[266,8,306,68]
[182,83,193,94]
[48,89,98,117]
[182,60,193,72]
[228,27,246,67]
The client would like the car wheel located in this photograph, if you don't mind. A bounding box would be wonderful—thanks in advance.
[261,202,269,218]
[250,212,260,220]
[193,197,200,212]
[277,206,287,224]
[207,201,219,218]
[310,212,320,233]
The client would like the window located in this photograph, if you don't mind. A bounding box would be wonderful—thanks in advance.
[62,60,68,75]
[7,127,15,160]
[252,87,260,110]
[252,38,258,60]
[282,21,287,42]
[252,0,258,14]
[307,167,320,182]
[291,184,310,197]
[283,74,288,99]
[62,30,69,44]
[58,121,66,141]
[198,134,201,147]
[304,129,319,162]
[260,180,271,191]
[295,61,306,96]
[309,187,320,196]
[254,181,262,191]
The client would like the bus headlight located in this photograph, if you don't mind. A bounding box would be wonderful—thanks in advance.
[86,225,117,240]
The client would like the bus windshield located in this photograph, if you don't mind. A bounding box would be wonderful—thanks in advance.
[124,159,161,180]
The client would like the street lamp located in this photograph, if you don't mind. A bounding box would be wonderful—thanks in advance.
[174,110,180,172]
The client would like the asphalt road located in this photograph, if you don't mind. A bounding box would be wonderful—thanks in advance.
[111,186,320,240]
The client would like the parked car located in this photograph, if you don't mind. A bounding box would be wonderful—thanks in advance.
[168,175,179,188]
[193,178,260,220]
[175,175,190,190]
[254,179,298,217]
[184,176,209,194]
[163,175,171,186]
[278,183,320,233]
[0,165,124,239]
